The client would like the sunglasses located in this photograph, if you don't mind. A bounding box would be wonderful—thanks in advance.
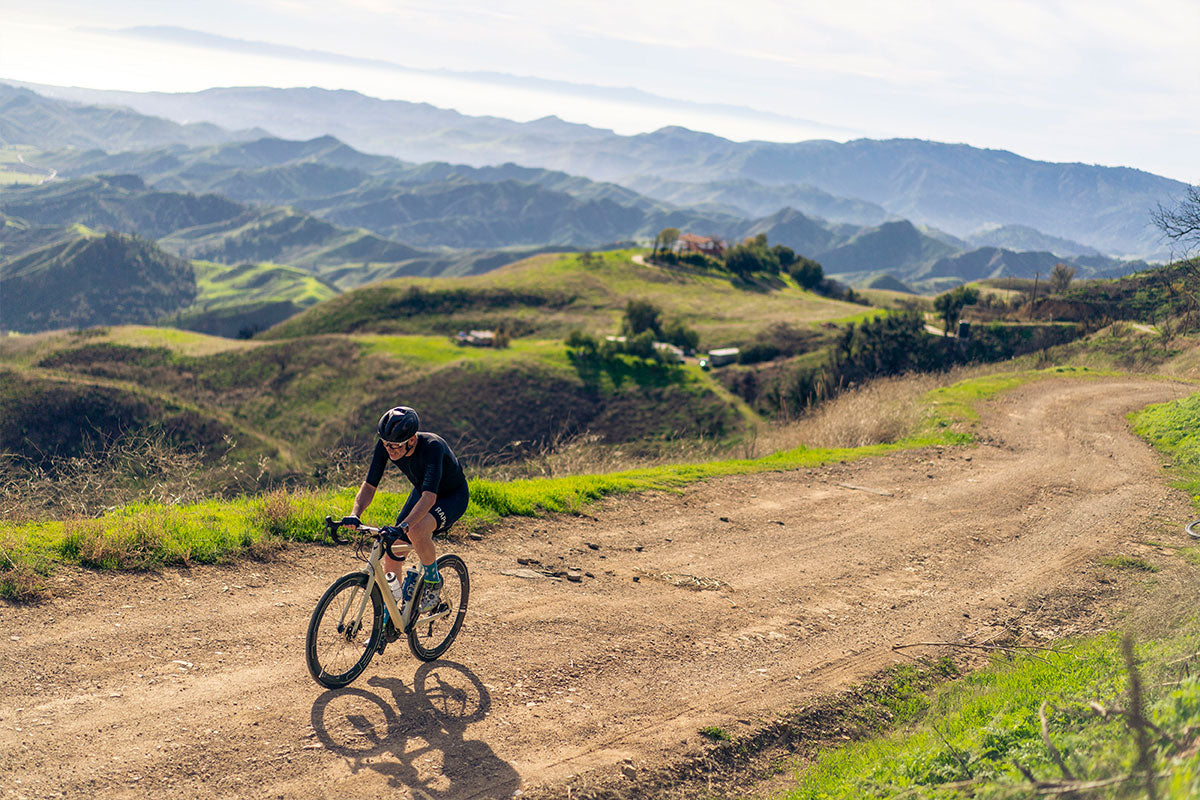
[381,438,413,454]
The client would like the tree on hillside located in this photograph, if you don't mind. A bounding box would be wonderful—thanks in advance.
[1049,262,1077,293]
[724,233,781,277]
[622,298,663,337]
[654,227,680,257]
[933,285,980,333]
[1152,185,1200,257]
[789,256,824,289]
[661,318,700,352]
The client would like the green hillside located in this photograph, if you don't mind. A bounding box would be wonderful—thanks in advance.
[0,318,750,483]
[0,231,197,332]
[165,260,339,337]
[264,249,867,348]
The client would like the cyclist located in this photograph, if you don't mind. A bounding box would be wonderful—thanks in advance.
[344,406,470,620]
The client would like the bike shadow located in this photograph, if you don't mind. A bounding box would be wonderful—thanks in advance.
[311,661,520,799]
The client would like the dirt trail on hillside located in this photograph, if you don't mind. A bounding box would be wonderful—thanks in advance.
[2,378,1197,800]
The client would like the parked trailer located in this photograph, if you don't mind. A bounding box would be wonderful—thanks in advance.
[706,347,740,367]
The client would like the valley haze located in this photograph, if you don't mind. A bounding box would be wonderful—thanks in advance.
[2,1,1197,183]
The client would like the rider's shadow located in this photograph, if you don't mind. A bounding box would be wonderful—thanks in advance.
[311,661,520,799]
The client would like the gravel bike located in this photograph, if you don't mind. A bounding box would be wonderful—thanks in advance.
[305,516,470,688]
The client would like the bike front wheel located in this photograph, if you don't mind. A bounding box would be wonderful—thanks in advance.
[407,554,470,662]
[306,571,383,688]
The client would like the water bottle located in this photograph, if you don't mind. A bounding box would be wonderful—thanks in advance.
[384,571,404,603]
[401,564,420,605]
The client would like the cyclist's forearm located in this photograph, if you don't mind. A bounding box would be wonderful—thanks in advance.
[351,482,376,518]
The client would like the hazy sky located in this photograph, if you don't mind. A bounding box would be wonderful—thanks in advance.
[3,1,1197,182]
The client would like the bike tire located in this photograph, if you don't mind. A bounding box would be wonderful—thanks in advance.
[306,571,383,688]
[407,554,470,662]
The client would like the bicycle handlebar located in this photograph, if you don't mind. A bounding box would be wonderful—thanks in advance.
[323,516,411,552]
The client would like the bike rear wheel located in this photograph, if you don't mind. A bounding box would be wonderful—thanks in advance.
[306,571,383,688]
[407,554,470,662]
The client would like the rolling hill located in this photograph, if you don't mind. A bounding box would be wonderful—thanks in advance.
[18,82,1187,257]
[261,249,867,348]
[0,230,197,332]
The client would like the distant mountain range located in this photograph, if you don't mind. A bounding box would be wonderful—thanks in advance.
[8,137,1145,293]
[0,83,266,151]
[10,80,1188,258]
[0,82,1164,332]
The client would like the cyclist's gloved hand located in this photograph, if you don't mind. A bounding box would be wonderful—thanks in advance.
[340,515,362,529]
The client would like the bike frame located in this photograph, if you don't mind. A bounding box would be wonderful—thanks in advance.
[346,525,452,636]
[352,528,416,631]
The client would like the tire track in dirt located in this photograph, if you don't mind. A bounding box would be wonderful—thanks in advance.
[1,377,1194,800]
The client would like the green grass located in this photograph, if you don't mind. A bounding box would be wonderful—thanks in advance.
[1099,554,1161,572]
[1131,391,1200,501]
[0,145,55,185]
[700,726,732,742]
[0,365,1100,599]
[357,334,569,373]
[786,632,1200,799]
[190,260,337,309]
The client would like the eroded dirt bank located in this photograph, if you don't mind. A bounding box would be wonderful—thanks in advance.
[2,378,1195,800]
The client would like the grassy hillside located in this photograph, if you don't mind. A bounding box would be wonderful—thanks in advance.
[0,145,55,186]
[166,260,339,337]
[0,318,751,485]
[0,231,197,332]
[264,249,867,348]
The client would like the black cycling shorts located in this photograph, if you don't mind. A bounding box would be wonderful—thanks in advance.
[395,483,470,535]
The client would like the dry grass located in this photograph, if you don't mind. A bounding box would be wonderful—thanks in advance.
[0,534,50,602]
[0,433,364,525]
[476,432,728,482]
[477,362,1033,481]
[58,516,178,570]
[0,433,217,523]
[753,361,1033,453]
[249,490,297,559]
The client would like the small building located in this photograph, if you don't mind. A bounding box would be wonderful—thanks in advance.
[674,233,726,257]
[455,330,496,347]
[707,347,740,367]
[653,341,685,362]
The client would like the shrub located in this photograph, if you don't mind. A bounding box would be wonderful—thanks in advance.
[738,343,781,364]
[724,234,781,276]
[622,299,663,337]
[789,257,825,289]
[565,329,599,352]
[661,319,700,352]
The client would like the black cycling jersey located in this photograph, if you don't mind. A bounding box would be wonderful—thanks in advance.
[364,432,467,496]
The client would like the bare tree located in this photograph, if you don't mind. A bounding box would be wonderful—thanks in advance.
[1152,185,1200,332]
[1152,185,1200,258]
[1049,262,1076,293]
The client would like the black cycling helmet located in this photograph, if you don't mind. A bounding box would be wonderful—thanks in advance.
[377,406,419,442]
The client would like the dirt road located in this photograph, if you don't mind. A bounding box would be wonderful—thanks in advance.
[2,377,1195,799]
